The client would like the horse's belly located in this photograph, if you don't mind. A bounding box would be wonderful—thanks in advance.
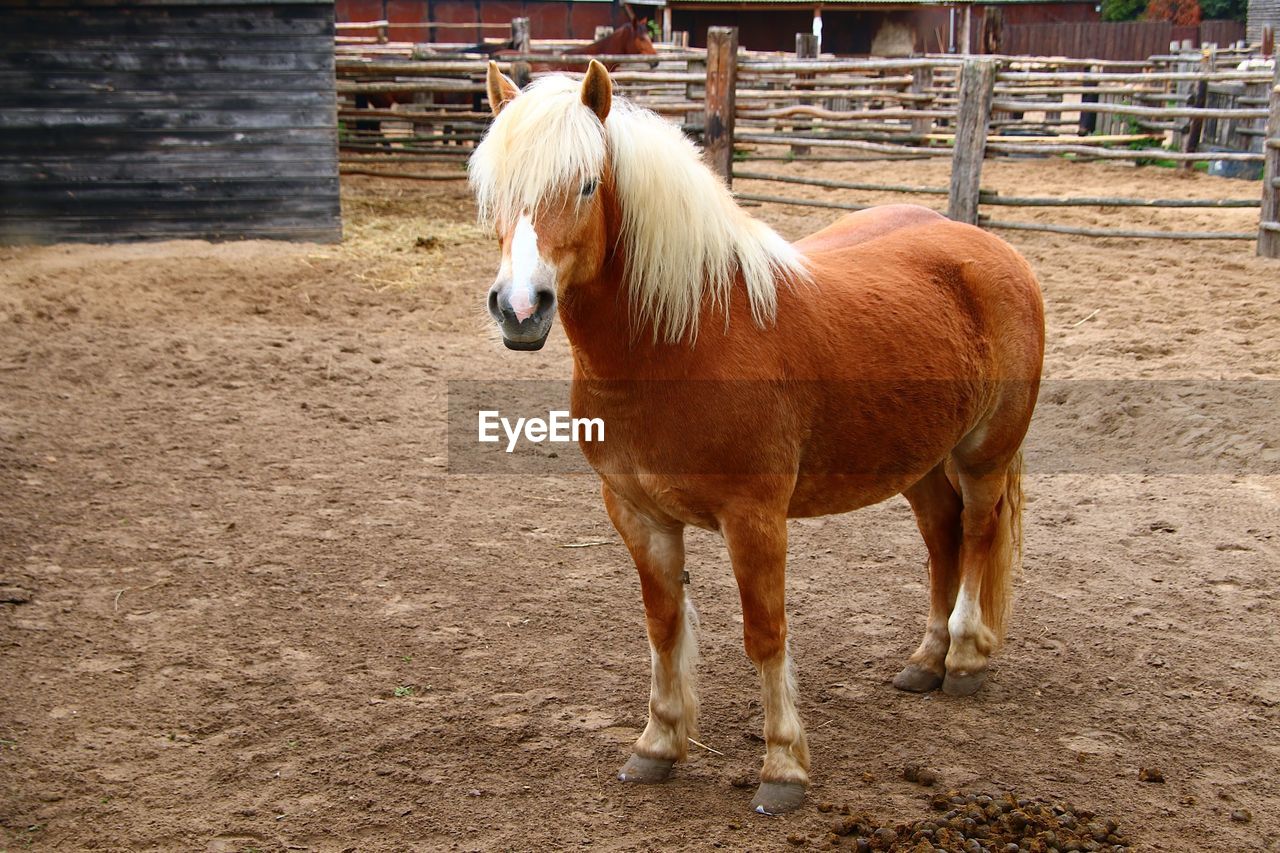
[787,471,923,517]
[577,375,981,525]
[783,380,981,515]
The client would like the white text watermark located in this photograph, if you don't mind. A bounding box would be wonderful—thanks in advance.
[478,410,605,453]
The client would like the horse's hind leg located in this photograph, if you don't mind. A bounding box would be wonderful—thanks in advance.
[942,450,1023,697]
[722,509,809,815]
[894,462,963,693]
[604,485,698,784]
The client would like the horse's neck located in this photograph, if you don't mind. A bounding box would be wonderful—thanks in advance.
[568,28,626,56]
[558,264,641,381]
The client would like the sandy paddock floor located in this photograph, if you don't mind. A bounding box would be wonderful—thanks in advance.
[1,157,1278,852]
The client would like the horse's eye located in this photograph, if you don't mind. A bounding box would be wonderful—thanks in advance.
[581,179,598,197]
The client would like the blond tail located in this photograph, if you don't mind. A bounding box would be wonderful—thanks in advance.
[979,449,1023,645]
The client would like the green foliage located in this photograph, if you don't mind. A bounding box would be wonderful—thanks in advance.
[1200,0,1247,21]
[1101,0,1147,20]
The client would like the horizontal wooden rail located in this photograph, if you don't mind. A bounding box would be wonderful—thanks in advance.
[979,194,1260,208]
[340,168,469,180]
[607,72,703,84]
[338,81,484,94]
[735,132,948,156]
[981,219,1257,239]
[738,106,952,121]
[735,192,875,212]
[733,170,948,195]
[478,53,669,65]
[928,133,1155,145]
[337,21,509,30]
[991,99,1269,119]
[338,109,491,121]
[337,60,488,74]
[342,153,471,162]
[736,91,922,104]
[994,85,1167,96]
[983,142,1264,161]
[935,52,1150,69]
[739,59,964,73]
[997,71,1273,83]
[736,88,932,101]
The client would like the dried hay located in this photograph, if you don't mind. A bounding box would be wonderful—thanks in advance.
[312,181,488,292]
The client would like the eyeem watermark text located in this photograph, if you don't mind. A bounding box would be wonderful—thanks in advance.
[478,410,605,452]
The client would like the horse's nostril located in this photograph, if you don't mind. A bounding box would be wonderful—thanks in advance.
[487,288,500,318]
[535,287,555,315]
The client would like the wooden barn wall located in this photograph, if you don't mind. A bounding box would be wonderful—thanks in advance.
[334,0,631,43]
[1200,19,1247,45]
[0,2,341,244]
[1001,20,1245,60]
[1247,0,1280,43]
[673,8,810,50]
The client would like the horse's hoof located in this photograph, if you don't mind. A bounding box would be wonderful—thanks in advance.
[617,754,675,784]
[942,670,987,697]
[751,781,807,815]
[893,664,943,693]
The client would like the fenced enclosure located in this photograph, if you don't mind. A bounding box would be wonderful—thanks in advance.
[331,21,1280,258]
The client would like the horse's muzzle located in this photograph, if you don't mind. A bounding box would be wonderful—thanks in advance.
[488,280,556,351]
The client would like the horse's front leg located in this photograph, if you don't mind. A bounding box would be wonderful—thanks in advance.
[722,509,810,814]
[603,484,698,784]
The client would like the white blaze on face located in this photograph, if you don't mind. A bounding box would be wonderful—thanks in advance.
[507,213,547,323]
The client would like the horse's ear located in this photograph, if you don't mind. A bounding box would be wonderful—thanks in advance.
[581,59,612,122]
[486,61,519,116]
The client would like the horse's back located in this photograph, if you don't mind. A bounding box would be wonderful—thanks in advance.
[793,204,946,256]
[792,204,1044,377]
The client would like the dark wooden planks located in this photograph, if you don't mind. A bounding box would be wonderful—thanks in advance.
[0,1,341,244]
[1003,21,1171,62]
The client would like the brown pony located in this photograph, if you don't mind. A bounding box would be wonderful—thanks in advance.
[469,62,1044,815]
[560,19,657,69]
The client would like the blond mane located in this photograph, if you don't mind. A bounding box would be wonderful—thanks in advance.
[468,75,808,343]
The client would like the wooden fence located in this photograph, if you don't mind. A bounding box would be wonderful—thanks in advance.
[333,24,1280,258]
[1001,21,1247,62]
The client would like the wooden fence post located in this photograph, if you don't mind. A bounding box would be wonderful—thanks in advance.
[510,17,532,88]
[910,65,934,137]
[792,33,819,156]
[685,53,705,136]
[704,26,739,184]
[1180,46,1213,170]
[1258,63,1280,259]
[948,59,997,225]
[511,17,530,53]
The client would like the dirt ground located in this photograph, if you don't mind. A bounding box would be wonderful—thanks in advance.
[2,157,1278,852]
